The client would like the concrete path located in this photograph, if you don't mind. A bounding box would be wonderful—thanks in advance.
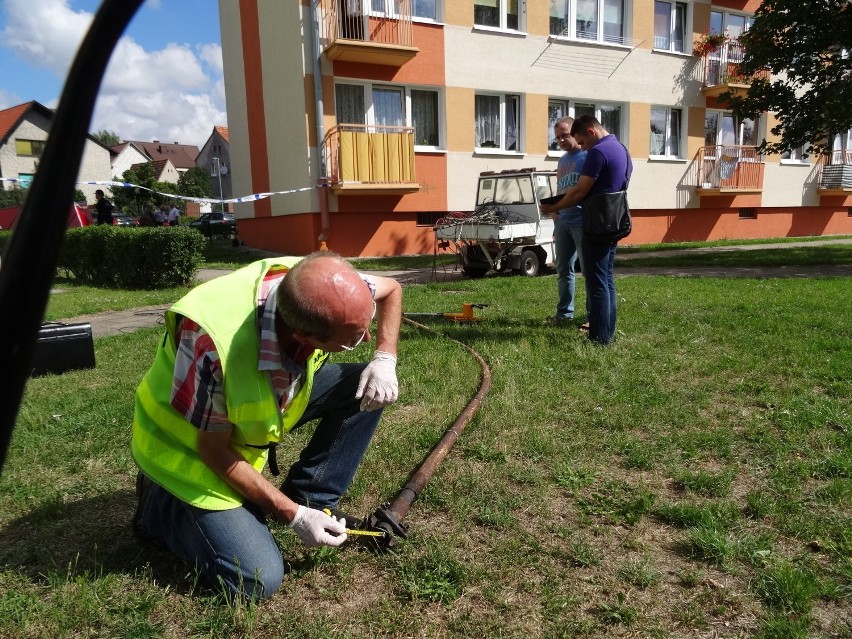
[57,238,852,339]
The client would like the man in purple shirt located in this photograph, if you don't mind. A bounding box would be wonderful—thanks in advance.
[540,115,632,344]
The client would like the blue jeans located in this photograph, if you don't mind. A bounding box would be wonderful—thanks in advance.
[554,218,585,318]
[135,363,381,600]
[582,237,618,345]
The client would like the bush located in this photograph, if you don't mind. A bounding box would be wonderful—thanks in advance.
[58,225,204,289]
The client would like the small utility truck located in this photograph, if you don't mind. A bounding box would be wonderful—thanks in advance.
[434,168,560,277]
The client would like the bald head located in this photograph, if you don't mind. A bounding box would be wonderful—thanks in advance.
[276,252,374,342]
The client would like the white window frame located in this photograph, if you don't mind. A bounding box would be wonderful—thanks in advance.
[411,0,441,22]
[781,146,807,164]
[547,98,571,152]
[650,106,683,159]
[550,0,632,47]
[705,110,760,148]
[335,81,444,151]
[653,0,688,53]
[474,92,522,153]
[572,101,627,141]
[709,9,754,39]
[473,0,526,33]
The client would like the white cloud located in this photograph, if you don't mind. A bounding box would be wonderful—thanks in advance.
[1,0,225,148]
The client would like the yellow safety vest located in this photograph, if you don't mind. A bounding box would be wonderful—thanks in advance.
[131,257,328,510]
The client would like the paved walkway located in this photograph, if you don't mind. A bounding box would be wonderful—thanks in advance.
[58,238,852,338]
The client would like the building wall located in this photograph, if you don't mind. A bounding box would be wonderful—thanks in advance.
[111,146,149,182]
[0,110,111,203]
[219,0,852,257]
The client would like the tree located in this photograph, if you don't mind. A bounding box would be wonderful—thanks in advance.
[91,129,121,148]
[724,0,852,158]
[178,166,214,203]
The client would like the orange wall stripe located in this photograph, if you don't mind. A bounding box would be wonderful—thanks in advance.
[239,0,272,217]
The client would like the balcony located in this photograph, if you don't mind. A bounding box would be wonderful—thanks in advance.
[819,150,852,191]
[322,124,419,194]
[694,145,764,192]
[698,39,769,98]
[318,0,418,67]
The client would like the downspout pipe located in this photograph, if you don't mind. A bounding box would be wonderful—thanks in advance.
[309,1,330,245]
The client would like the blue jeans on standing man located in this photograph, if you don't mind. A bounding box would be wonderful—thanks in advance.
[554,217,586,319]
[135,362,381,600]
[582,237,618,344]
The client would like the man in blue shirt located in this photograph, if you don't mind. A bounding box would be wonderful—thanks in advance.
[548,117,587,321]
[540,115,632,344]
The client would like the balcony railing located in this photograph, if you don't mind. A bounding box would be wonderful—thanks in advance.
[322,124,418,193]
[819,150,852,189]
[694,145,764,191]
[699,39,769,97]
[318,0,417,66]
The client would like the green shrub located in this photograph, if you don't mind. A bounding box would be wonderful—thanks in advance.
[59,226,204,289]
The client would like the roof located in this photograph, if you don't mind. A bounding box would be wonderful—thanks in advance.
[130,158,173,180]
[0,101,55,147]
[215,125,229,143]
[123,140,200,170]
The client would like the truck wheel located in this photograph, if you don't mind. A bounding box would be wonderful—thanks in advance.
[519,249,541,277]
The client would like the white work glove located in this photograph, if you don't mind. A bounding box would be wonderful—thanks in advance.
[289,505,347,547]
[355,350,398,411]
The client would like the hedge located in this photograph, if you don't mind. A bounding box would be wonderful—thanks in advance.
[0,226,204,289]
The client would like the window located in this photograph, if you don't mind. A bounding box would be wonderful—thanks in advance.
[832,129,852,163]
[546,99,625,151]
[411,89,439,146]
[15,139,46,157]
[709,9,753,38]
[653,1,686,52]
[412,0,438,21]
[705,111,758,147]
[336,82,442,148]
[475,93,521,151]
[416,211,443,226]
[371,0,400,15]
[474,0,522,31]
[550,0,628,45]
[650,107,682,158]
[781,146,806,163]
[547,99,570,151]
[738,207,756,219]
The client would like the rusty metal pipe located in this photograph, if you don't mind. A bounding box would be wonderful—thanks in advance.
[365,316,492,548]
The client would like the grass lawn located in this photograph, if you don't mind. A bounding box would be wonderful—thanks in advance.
[2,245,850,638]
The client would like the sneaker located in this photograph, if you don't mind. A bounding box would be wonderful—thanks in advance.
[546,315,573,325]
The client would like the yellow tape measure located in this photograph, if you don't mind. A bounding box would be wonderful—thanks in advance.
[323,509,386,537]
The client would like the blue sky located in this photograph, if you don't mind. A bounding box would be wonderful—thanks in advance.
[0,0,225,147]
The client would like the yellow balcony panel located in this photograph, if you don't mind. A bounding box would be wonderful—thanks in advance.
[325,40,419,66]
[331,182,420,195]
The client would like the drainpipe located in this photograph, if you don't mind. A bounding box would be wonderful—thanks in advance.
[309,1,330,247]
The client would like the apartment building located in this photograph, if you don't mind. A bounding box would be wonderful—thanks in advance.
[219,0,852,256]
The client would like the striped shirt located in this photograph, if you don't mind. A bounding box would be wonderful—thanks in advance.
[170,264,375,432]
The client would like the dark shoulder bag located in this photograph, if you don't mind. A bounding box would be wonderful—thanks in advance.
[581,144,632,243]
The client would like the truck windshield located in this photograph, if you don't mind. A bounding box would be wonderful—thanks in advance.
[476,176,535,206]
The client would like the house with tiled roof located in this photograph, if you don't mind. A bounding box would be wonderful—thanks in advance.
[110,141,150,180]
[0,100,112,202]
[124,140,200,172]
[196,125,232,206]
[129,158,180,184]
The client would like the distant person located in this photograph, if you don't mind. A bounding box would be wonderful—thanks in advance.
[94,189,114,225]
[168,204,180,226]
[139,208,156,227]
[541,115,632,345]
[155,206,167,226]
[547,117,587,323]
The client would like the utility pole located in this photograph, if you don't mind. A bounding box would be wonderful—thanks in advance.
[212,157,223,212]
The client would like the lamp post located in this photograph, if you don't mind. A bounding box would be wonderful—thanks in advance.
[212,156,224,212]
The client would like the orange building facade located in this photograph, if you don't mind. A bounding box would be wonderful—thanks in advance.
[218,0,852,257]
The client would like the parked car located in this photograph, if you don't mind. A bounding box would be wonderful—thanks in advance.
[113,214,138,227]
[188,212,237,238]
